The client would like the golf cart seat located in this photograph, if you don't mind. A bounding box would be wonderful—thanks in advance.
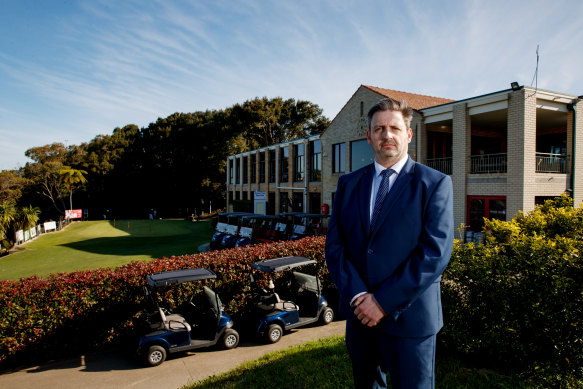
[255,290,298,312]
[159,307,191,332]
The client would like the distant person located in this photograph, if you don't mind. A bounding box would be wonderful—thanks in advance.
[325,97,454,388]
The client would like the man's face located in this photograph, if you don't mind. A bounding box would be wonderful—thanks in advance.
[366,110,412,168]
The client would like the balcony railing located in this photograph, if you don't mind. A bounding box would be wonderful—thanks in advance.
[425,157,452,175]
[470,153,507,174]
[536,153,567,173]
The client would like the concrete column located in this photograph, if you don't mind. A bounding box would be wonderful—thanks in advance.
[452,103,470,233]
[507,89,537,217]
[255,151,260,185]
[572,100,583,206]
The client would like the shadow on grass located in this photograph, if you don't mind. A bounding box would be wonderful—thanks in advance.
[59,235,197,257]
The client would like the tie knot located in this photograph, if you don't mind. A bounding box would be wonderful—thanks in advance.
[381,168,395,178]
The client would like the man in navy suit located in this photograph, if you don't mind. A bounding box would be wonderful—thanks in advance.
[325,97,454,388]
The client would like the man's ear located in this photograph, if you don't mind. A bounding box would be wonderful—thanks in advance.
[366,130,372,145]
[407,128,413,143]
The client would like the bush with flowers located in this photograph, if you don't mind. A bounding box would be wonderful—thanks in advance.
[0,236,332,368]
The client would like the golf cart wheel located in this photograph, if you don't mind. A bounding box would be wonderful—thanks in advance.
[144,345,167,367]
[320,307,334,325]
[265,324,283,343]
[221,329,240,349]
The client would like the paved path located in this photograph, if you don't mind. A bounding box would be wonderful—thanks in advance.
[0,320,345,389]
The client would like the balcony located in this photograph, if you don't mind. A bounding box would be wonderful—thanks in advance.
[536,153,567,173]
[470,153,507,174]
[425,157,452,175]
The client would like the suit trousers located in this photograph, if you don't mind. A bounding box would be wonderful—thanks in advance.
[345,317,436,389]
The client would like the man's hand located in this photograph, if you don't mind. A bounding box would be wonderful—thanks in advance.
[353,293,386,327]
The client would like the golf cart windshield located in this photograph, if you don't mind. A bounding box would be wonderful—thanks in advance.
[293,271,319,293]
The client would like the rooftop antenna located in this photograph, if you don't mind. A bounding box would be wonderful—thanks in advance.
[530,44,539,89]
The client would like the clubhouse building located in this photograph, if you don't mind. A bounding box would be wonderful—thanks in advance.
[225,84,583,233]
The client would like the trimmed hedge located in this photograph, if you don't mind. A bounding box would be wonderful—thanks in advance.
[440,194,583,383]
[0,236,332,368]
[1,195,582,385]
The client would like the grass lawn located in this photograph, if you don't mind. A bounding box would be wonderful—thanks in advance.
[188,335,530,389]
[0,219,214,281]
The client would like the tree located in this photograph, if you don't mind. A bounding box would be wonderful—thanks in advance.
[59,167,88,211]
[231,97,330,147]
[0,202,17,243]
[0,170,28,205]
[16,205,41,230]
[23,143,69,215]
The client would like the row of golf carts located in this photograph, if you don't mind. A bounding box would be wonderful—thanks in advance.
[136,256,334,366]
[210,212,330,250]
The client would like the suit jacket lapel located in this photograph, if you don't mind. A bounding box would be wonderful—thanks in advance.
[359,164,375,234]
[370,157,415,238]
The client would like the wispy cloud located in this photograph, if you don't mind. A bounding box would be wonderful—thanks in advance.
[0,0,582,170]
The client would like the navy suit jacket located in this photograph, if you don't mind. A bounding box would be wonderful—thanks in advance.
[325,156,454,337]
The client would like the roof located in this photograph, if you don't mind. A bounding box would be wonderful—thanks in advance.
[147,268,216,287]
[362,85,455,110]
[251,256,317,272]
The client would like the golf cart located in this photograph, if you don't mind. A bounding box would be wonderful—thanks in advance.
[210,212,252,250]
[249,256,334,343]
[289,213,330,240]
[136,268,239,366]
[235,214,281,247]
[220,212,255,249]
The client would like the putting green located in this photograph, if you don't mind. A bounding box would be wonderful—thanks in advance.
[0,219,214,281]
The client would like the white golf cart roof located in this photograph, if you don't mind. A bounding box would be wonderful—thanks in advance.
[251,256,317,273]
[147,268,216,287]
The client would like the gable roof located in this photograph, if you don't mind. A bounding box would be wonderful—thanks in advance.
[363,85,455,110]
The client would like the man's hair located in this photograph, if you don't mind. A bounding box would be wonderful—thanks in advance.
[367,97,413,130]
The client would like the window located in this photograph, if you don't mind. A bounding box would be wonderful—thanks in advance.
[250,154,256,183]
[467,196,506,232]
[294,144,305,181]
[269,150,276,183]
[229,159,234,184]
[280,192,289,213]
[235,158,240,184]
[268,192,276,215]
[242,156,248,184]
[309,192,321,214]
[259,151,266,183]
[333,143,346,173]
[310,140,322,181]
[280,147,289,183]
[351,139,374,171]
[292,192,303,212]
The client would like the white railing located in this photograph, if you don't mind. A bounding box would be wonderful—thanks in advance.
[536,153,567,173]
[470,153,507,174]
[425,157,452,175]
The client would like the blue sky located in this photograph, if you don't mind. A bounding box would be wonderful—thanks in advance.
[1,0,582,170]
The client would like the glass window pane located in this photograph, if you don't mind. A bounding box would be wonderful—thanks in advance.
[351,139,374,171]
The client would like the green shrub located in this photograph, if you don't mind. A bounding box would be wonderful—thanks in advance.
[441,195,583,383]
[0,236,331,368]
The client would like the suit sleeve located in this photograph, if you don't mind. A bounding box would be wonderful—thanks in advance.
[325,175,368,308]
[374,174,454,321]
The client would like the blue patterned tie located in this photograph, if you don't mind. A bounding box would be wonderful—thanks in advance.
[370,169,395,232]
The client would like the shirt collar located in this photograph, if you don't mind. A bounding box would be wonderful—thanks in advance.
[374,155,408,177]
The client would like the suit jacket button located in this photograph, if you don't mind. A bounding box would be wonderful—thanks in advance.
[367,249,373,254]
